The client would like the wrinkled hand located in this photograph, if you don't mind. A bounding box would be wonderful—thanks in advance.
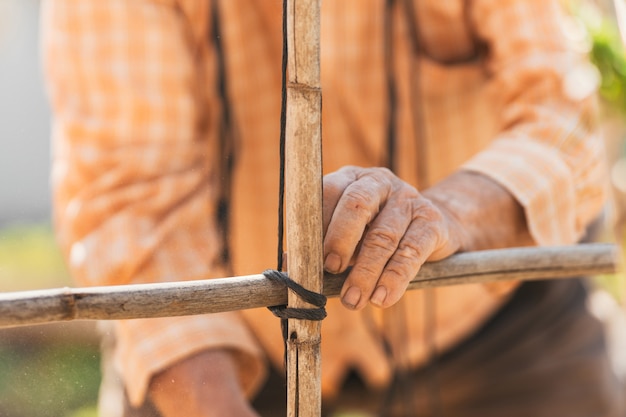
[323,166,464,310]
[149,349,260,417]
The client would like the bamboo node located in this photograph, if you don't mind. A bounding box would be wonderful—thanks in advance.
[61,287,77,320]
[286,83,321,93]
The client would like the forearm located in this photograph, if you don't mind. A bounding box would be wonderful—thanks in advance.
[149,349,259,417]
[465,0,607,246]
[423,170,534,254]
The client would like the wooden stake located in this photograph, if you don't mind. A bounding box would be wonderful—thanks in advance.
[284,0,323,416]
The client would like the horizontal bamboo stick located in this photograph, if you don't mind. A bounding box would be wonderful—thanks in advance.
[0,243,621,328]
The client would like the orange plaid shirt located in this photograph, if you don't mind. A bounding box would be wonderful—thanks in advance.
[42,0,606,406]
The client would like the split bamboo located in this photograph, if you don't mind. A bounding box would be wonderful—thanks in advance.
[284,0,324,416]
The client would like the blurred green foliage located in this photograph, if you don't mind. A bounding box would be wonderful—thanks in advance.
[569,0,626,118]
[0,341,100,417]
[588,15,626,113]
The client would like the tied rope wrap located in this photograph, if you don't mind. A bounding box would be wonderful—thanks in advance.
[264,270,327,321]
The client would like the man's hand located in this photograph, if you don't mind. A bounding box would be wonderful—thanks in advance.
[323,166,532,311]
[149,349,260,417]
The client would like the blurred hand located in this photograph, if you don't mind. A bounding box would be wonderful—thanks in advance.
[149,349,260,417]
[323,166,532,310]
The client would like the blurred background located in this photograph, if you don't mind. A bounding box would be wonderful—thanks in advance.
[0,0,625,417]
[0,1,101,417]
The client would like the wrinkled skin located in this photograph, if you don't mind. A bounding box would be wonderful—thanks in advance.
[323,166,462,310]
[149,167,532,417]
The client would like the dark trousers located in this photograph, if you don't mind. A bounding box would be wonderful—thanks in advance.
[253,279,624,417]
[117,279,624,417]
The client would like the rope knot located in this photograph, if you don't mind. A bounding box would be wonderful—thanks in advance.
[264,269,327,321]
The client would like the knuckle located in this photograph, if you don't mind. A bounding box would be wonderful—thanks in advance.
[339,165,359,174]
[412,199,443,222]
[359,166,391,176]
[343,190,377,216]
[353,261,381,278]
[371,166,394,179]
[363,228,399,252]
[395,241,425,262]
[394,187,415,201]
[361,166,394,186]
[381,263,409,281]
[397,225,440,261]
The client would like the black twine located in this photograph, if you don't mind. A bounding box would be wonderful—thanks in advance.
[265,269,327,321]
[276,0,288,272]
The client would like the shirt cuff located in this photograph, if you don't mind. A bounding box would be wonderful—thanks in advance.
[463,136,579,246]
[112,312,266,407]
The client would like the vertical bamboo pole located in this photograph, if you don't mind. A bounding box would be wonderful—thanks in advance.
[285,0,323,416]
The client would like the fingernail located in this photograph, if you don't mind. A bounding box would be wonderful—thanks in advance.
[371,286,387,307]
[342,286,361,309]
[324,253,342,273]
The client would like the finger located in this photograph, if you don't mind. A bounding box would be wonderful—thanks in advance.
[369,211,441,308]
[323,171,392,274]
[339,200,413,309]
[322,167,358,236]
